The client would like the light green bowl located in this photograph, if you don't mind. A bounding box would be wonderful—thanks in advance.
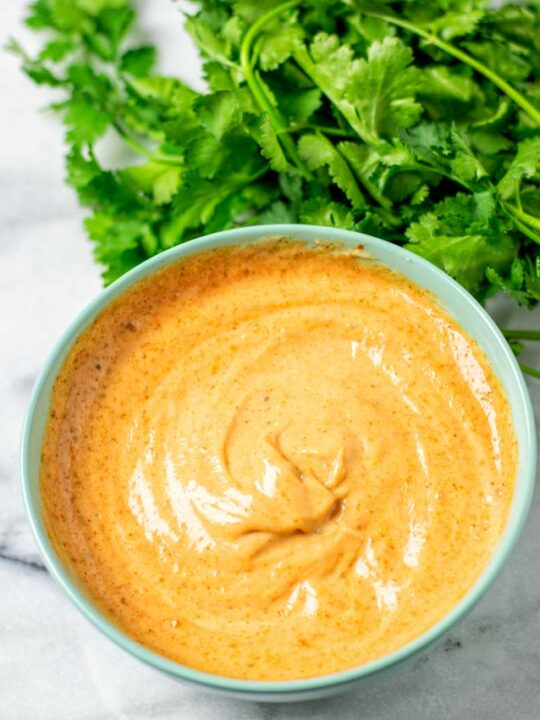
[22,224,536,701]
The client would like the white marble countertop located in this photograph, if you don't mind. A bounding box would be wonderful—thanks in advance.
[1,2,539,718]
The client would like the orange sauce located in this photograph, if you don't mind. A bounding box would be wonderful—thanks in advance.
[41,240,516,679]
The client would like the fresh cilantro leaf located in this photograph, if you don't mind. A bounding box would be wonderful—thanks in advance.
[279,172,303,203]
[488,5,540,69]
[486,259,532,307]
[257,201,296,224]
[85,213,153,283]
[203,61,236,92]
[411,184,430,205]
[65,147,102,190]
[299,199,355,229]
[25,0,53,30]
[128,76,192,105]
[97,5,134,48]
[193,91,241,139]
[101,247,147,285]
[121,161,182,205]
[463,40,532,83]
[62,97,111,145]
[298,133,365,208]
[77,0,129,15]
[428,7,485,40]
[49,0,88,33]
[279,87,322,123]
[419,66,479,104]
[469,129,513,156]
[7,38,62,86]
[448,126,489,183]
[253,115,290,172]
[38,38,75,62]
[120,46,156,76]
[406,192,518,293]
[160,170,252,247]
[351,36,422,137]
[184,9,233,67]
[259,23,304,71]
[497,137,540,199]
[384,171,423,203]
[185,134,226,179]
[295,35,421,143]
[400,122,489,190]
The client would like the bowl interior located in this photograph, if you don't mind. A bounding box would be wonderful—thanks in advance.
[21,224,536,698]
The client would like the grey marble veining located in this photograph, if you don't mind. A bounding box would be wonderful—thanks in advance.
[1,2,539,718]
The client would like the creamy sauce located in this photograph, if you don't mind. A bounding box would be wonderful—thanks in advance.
[41,240,517,680]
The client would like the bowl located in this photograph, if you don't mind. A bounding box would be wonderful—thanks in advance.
[21,224,536,701]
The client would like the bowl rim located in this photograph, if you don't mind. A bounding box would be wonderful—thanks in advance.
[21,223,537,695]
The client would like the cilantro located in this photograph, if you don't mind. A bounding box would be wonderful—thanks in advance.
[193,91,242,139]
[298,132,366,208]
[406,191,518,295]
[11,0,540,376]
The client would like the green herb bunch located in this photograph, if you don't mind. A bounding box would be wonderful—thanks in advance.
[11,0,540,373]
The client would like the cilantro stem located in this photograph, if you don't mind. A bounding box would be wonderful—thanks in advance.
[503,330,540,341]
[386,162,472,190]
[504,204,540,232]
[508,340,525,355]
[240,0,310,178]
[501,202,540,244]
[520,364,540,379]
[360,9,540,126]
[504,332,540,381]
[355,170,393,211]
[245,163,271,184]
[112,122,183,168]
[283,124,357,139]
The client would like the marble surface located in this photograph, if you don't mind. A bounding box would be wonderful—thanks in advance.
[1,2,540,718]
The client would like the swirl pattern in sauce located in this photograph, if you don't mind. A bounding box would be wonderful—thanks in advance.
[41,241,517,680]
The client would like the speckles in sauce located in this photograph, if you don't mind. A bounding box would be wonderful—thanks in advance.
[40,239,517,680]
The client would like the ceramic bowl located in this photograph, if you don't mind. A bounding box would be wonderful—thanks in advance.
[22,224,536,701]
